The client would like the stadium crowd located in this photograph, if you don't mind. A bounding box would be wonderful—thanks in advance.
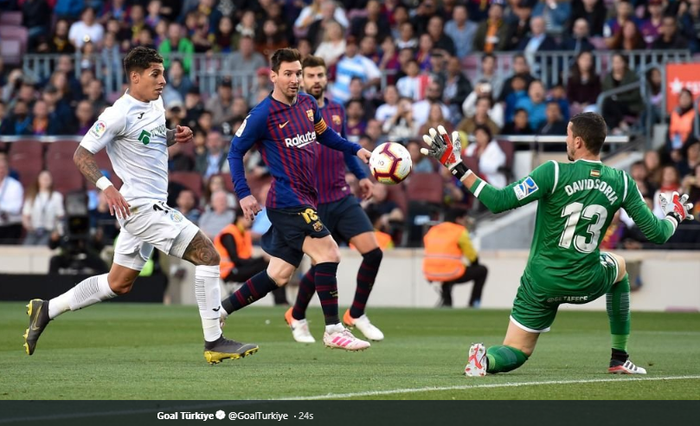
[0,0,699,251]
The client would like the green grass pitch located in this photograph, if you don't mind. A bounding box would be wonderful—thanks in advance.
[1,302,699,400]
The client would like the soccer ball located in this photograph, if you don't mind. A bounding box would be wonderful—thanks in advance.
[369,142,413,184]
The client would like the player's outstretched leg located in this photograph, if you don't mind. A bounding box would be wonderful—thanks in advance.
[343,247,384,341]
[284,266,317,343]
[464,343,530,376]
[24,273,119,355]
[607,273,646,374]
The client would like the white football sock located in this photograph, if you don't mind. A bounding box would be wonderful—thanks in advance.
[195,265,223,342]
[49,274,116,319]
[325,323,344,333]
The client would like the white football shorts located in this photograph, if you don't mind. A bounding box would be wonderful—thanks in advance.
[113,200,199,271]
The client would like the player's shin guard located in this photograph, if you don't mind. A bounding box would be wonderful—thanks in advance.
[315,262,340,325]
[49,274,117,319]
[195,265,223,342]
[350,248,382,319]
[221,271,279,314]
[292,266,316,321]
[485,345,529,373]
[607,273,631,353]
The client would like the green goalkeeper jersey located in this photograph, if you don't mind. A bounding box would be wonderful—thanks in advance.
[469,159,677,290]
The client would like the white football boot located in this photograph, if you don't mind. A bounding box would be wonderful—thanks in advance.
[323,323,371,351]
[343,309,384,341]
[284,307,315,343]
[464,343,488,377]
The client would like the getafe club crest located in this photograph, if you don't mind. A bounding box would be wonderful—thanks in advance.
[306,109,314,122]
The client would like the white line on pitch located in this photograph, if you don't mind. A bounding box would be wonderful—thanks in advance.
[279,375,700,400]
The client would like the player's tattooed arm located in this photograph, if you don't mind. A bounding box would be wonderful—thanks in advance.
[166,129,176,147]
[73,146,104,184]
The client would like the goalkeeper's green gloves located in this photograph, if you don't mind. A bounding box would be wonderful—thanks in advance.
[420,126,473,181]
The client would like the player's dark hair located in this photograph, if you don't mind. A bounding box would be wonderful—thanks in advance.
[445,208,468,224]
[271,48,302,72]
[123,46,163,75]
[570,112,607,155]
[302,55,327,71]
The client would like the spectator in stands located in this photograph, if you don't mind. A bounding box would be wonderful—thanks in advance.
[464,124,507,189]
[428,50,449,89]
[413,81,451,127]
[532,0,572,35]
[167,140,195,173]
[36,18,76,54]
[163,59,194,105]
[668,89,696,160]
[145,0,163,29]
[213,16,235,53]
[101,0,129,24]
[202,173,236,209]
[196,130,229,180]
[331,36,381,103]
[383,97,420,143]
[640,0,665,46]
[229,35,267,86]
[390,4,410,39]
[68,7,105,49]
[176,189,201,225]
[506,2,533,51]
[375,85,400,122]
[476,54,504,100]
[538,101,568,136]
[158,22,195,73]
[473,2,510,53]
[23,0,53,51]
[415,34,435,72]
[561,18,595,54]
[347,78,376,121]
[427,15,456,56]
[362,183,404,230]
[256,18,289,58]
[74,100,95,135]
[445,4,478,59]
[396,21,418,50]
[503,75,530,123]
[0,155,24,243]
[407,139,436,174]
[644,149,663,187]
[184,86,205,128]
[463,81,505,128]
[396,59,430,102]
[518,16,559,77]
[443,56,473,121]
[609,20,646,51]
[630,160,656,198]
[566,51,601,115]
[199,190,235,240]
[652,15,688,49]
[678,139,700,178]
[419,102,454,138]
[497,54,535,103]
[378,36,401,86]
[42,84,75,132]
[3,101,31,136]
[351,0,390,41]
[681,0,700,53]
[205,78,235,128]
[601,53,644,133]
[502,108,534,135]
[604,0,639,45]
[516,79,548,131]
[345,99,368,143]
[457,96,501,137]
[681,163,700,219]
[21,170,64,246]
[423,208,488,308]
[365,119,387,147]
[314,21,346,67]
[652,165,682,219]
[570,0,606,37]
[232,10,257,48]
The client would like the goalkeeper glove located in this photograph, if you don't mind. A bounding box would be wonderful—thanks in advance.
[659,191,694,225]
[420,126,473,180]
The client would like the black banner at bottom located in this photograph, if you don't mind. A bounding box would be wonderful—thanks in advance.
[0,401,697,426]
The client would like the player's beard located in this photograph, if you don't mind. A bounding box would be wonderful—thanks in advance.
[308,84,326,101]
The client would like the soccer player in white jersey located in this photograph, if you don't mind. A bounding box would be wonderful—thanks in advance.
[23,47,258,364]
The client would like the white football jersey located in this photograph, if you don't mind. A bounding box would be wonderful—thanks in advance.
[80,92,169,203]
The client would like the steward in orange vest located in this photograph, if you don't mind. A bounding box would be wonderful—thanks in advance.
[669,90,695,152]
[214,212,268,284]
[423,208,488,308]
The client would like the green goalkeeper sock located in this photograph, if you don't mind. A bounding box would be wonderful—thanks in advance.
[606,273,631,352]
[486,345,529,374]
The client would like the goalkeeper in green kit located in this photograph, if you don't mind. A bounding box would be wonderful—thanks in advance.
[420,113,694,376]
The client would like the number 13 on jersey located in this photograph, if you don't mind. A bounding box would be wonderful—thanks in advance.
[558,202,608,253]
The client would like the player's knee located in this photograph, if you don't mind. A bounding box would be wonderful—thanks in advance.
[267,271,290,287]
[317,246,341,263]
[616,256,627,279]
[110,276,137,295]
[362,247,383,266]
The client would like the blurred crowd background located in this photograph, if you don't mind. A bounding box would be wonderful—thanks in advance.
[0,0,699,254]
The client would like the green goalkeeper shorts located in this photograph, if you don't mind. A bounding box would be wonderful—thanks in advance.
[510,252,620,333]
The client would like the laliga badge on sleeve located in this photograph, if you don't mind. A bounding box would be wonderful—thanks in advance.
[513,176,539,200]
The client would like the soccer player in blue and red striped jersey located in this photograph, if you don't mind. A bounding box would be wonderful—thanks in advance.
[283,56,386,344]
[222,48,372,351]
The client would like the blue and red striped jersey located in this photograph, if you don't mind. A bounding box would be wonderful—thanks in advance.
[229,92,362,209]
[316,98,367,204]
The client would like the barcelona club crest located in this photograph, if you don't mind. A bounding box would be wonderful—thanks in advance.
[313,221,323,232]
[306,109,314,122]
[332,114,341,125]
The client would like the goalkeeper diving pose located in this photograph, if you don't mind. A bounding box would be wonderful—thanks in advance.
[421,113,694,376]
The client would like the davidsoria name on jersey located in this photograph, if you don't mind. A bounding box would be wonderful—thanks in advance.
[285,131,316,148]
[564,179,618,205]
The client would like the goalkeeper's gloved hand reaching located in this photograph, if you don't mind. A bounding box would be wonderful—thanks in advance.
[420,126,472,180]
[659,191,694,224]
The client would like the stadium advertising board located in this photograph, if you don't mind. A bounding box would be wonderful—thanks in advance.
[666,63,700,113]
